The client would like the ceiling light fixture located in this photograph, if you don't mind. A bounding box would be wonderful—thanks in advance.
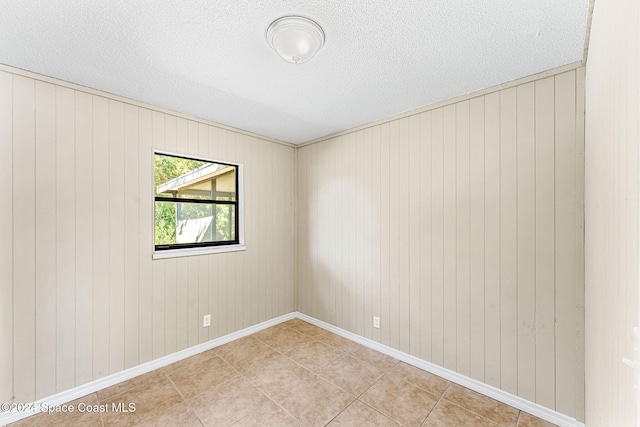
[266,15,325,64]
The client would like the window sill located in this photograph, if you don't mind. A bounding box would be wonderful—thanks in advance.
[152,244,246,260]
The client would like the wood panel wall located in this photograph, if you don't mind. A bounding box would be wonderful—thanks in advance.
[584,0,639,425]
[296,68,586,420]
[0,68,296,403]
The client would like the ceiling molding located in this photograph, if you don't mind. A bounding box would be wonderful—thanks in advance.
[298,60,584,148]
[0,62,296,149]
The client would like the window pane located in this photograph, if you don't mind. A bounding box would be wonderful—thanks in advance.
[155,200,236,246]
[154,154,236,201]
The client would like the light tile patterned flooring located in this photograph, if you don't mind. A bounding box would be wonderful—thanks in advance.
[10,319,558,427]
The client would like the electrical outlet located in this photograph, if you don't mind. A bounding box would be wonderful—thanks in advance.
[373,316,380,329]
[203,314,211,327]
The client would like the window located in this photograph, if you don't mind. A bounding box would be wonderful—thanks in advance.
[153,152,243,257]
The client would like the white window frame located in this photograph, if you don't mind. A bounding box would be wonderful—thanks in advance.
[152,149,245,260]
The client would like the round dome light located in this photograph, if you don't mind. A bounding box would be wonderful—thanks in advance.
[266,16,325,64]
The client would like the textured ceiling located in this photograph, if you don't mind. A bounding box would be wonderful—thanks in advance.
[0,1,589,144]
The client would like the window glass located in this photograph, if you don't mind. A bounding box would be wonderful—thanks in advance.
[154,153,239,250]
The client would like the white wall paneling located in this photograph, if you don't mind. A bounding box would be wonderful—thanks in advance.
[0,68,295,406]
[296,68,586,421]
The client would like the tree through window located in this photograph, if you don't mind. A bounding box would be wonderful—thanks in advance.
[154,152,239,250]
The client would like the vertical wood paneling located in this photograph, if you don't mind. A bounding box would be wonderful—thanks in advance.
[309,141,318,321]
[443,105,457,370]
[516,82,536,402]
[272,143,282,318]
[227,132,240,332]
[187,256,198,346]
[389,121,400,348]
[109,100,126,374]
[249,136,261,327]
[469,97,485,382]
[380,124,390,346]
[233,133,246,330]
[0,72,13,403]
[408,115,421,356]
[499,87,518,394]
[331,136,342,325]
[431,108,444,366]
[256,133,266,324]
[315,138,325,322]
[287,146,296,312]
[296,143,308,313]
[419,111,433,362]
[13,75,36,402]
[55,86,76,392]
[239,135,251,328]
[398,118,410,353]
[124,104,139,369]
[456,101,471,377]
[272,141,281,320]
[484,92,501,388]
[554,70,577,416]
[296,67,585,421]
[137,108,153,364]
[206,254,219,340]
[371,127,381,343]
[151,111,165,359]
[3,67,293,407]
[92,95,109,379]
[236,134,248,329]
[327,137,337,325]
[333,136,343,327]
[34,80,56,399]
[535,76,556,410]
[347,132,358,332]
[363,128,373,339]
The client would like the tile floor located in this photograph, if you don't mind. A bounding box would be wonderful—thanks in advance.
[9,319,558,427]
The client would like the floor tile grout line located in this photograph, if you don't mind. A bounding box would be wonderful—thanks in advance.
[223,327,311,425]
[442,384,522,426]
[253,324,410,420]
[384,365,451,398]
[420,383,451,426]
[352,371,403,424]
[241,325,379,426]
[116,370,190,427]
[234,362,303,425]
[162,370,187,402]
[437,394,510,427]
[162,369,206,427]
[320,395,358,427]
[164,357,244,427]
[355,399,404,426]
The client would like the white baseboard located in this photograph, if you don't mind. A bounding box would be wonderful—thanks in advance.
[294,312,585,427]
[1,311,585,427]
[0,313,295,426]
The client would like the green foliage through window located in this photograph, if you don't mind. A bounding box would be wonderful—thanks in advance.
[154,153,238,249]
